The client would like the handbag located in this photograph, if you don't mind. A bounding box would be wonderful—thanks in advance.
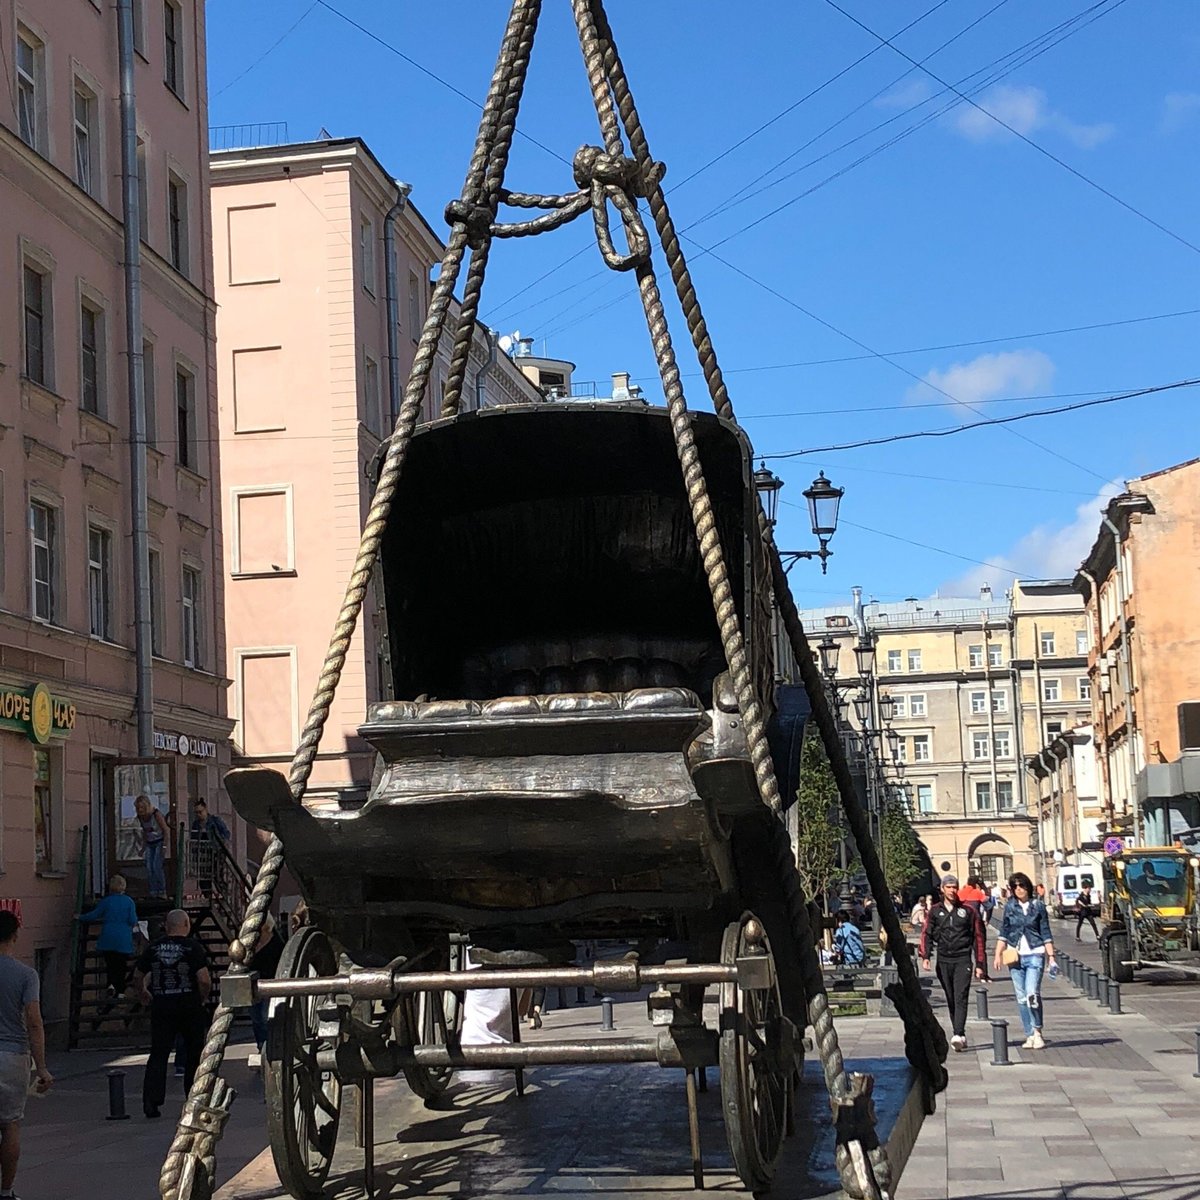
[1001,946,1020,966]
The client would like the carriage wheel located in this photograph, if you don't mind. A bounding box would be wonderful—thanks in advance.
[265,927,343,1200]
[719,913,789,1193]
[398,938,464,1100]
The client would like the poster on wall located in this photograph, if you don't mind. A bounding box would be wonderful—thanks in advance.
[113,758,175,864]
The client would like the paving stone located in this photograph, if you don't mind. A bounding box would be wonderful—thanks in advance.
[948,1166,1005,1181]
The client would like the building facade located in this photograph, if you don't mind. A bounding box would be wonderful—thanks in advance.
[1,0,231,1027]
[1025,725,1101,883]
[210,137,543,820]
[1075,458,1200,844]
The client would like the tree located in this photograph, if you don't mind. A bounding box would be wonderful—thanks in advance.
[879,796,922,895]
[791,735,848,910]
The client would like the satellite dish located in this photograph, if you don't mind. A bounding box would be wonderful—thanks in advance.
[497,335,513,353]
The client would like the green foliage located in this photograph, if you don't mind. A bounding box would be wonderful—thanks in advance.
[791,735,848,908]
[880,798,922,894]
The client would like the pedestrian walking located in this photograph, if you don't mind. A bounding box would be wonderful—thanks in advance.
[0,912,52,1200]
[831,911,866,966]
[134,795,169,900]
[133,909,211,1118]
[994,872,1057,1050]
[958,875,992,979]
[78,875,139,1025]
[1074,884,1100,941]
[918,875,985,1052]
[909,894,932,930]
[189,798,231,897]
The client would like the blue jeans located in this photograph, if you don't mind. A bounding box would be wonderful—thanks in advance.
[250,1000,269,1051]
[1009,954,1046,1036]
[145,841,166,897]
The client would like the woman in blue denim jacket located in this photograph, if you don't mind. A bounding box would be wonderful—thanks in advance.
[992,872,1057,1049]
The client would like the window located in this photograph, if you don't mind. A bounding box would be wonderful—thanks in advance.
[142,339,156,445]
[1046,721,1063,740]
[182,565,202,668]
[890,695,907,718]
[991,689,1007,714]
[916,783,934,814]
[148,548,163,656]
[29,501,58,623]
[993,729,1011,758]
[971,731,990,761]
[363,355,380,433]
[970,690,987,715]
[988,643,1002,667]
[1040,631,1056,657]
[360,217,375,295]
[164,0,184,97]
[1078,677,1092,701]
[912,734,931,762]
[74,82,99,196]
[168,174,188,273]
[997,780,1015,811]
[33,747,54,869]
[80,300,104,415]
[132,0,147,54]
[909,693,926,717]
[23,263,50,385]
[16,28,44,152]
[175,366,195,469]
[88,525,113,639]
[136,138,149,241]
[968,644,983,669]
[974,781,993,811]
[1076,629,1089,656]
[886,649,901,673]
[408,271,420,339]
[907,649,922,672]
[1042,678,1060,702]
[895,738,907,764]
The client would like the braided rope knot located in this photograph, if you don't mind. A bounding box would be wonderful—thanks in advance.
[444,198,494,249]
[572,144,657,271]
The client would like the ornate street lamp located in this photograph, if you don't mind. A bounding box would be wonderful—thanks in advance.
[878,692,896,722]
[817,636,841,679]
[853,637,876,679]
[752,462,783,526]
[836,694,850,724]
[886,727,901,760]
[852,694,871,724]
[804,471,844,544]
[764,467,844,575]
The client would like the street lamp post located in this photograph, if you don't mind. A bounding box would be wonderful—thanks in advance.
[753,464,845,574]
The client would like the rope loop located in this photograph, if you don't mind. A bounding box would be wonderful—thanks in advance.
[444,198,494,250]
[572,143,654,271]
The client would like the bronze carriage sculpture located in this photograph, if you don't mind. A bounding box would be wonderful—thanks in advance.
[162,4,946,1197]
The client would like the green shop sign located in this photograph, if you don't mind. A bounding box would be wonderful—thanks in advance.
[0,683,76,744]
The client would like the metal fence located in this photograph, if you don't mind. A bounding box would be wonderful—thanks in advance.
[209,122,290,152]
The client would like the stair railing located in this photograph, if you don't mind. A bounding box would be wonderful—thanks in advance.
[184,829,252,942]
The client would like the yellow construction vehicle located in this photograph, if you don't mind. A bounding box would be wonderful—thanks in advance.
[1099,847,1200,982]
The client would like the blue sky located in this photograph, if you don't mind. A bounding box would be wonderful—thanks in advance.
[206,1,1200,607]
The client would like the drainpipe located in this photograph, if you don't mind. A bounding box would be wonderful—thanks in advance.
[1078,566,1112,826]
[117,0,152,755]
[384,181,413,425]
[475,327,501,410]
[1102,515,1144,847]
[982,614,998,807]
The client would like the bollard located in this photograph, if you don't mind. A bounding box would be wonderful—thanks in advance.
[1085,968,1097,1000]
[1194,1030,1200,1079]
[975,987,989,1022]
[106,1069,130,1121]
[989,1019,1010,1067]
[1108,981,1122,1015]
[600,995,615,1031]
[1071,959,1083,989]
[1097,976,1110,1007]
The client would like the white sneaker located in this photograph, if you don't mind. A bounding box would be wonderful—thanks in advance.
[1021,1035,1036,1048]
[1029,1031,1045,1049]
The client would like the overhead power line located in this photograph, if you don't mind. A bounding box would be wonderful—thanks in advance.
[762,378,1200,459]
[212,3,318,99]
[835,516,1030,577]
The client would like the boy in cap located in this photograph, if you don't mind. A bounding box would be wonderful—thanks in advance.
[919,874,986,1051]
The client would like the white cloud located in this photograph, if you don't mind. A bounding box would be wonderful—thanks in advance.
[953,85,1114,149]
[1162,92,1200,134]
[876,79,934,110]
[940,481,1124,597]
[906,349,1055,410]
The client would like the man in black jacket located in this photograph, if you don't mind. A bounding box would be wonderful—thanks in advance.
[919,874,985,1052]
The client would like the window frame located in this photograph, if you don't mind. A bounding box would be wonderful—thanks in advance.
[890,694,907,719]
[1040,631,1057,657]
[148,546,164,657]
[973,780,993,812]
[1076,629,1089,656]
[230,485,296,577]
[22,260,51,386]
[993,729,1012,759]
[167,172,189,274]
[141,336,157,445]
[1042,677,1061,703]
[967,644,983,669]
[163,0,184,99]
[969,690,987,715]
[991,689,1008,714]
[73,78,99,197]
[360,216,376,297]
[363,353,381,434]
[906,648,922,672]
[997,780,1015,811]
[407,271,421,341]
[908,693,926,717]
[16,26,46,154]
[987,643,1002,667]
[29,498,59,624]
[174,363,196,470]
[1078,677,1092,701]
[79,295,106,416]
[181,563,202,669]
[886,649,901,673]
[911,733,931,762]
[136,136,150,242]
[971,730,990,761]
[87,523,115,641]
[916,782,934,815]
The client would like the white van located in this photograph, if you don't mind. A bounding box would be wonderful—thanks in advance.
[1054,865,1102,918]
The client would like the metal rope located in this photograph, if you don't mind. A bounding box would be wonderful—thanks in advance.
[158,5,544,1196]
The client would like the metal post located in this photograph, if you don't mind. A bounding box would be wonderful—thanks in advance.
[685,1067,704,1189]
[1097,975,1110,1007]
[1085,968,1097,1000]
[989,1019,1010,1066]
[600,995,615,1031]
[1194,1030,1200,1079]
[362,1078,375,1198]
[508,989,525,1098]
[106,1069,130,1120]
[974,987,989,1022]
[1108,982,1122,1014]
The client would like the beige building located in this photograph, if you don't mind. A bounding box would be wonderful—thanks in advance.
[1026,725,1102,883]
[210,137,543,815]
[1075,458,1200,844]
[1,0,231,1024]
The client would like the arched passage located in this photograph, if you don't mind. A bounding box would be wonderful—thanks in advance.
[967,833,1012,889]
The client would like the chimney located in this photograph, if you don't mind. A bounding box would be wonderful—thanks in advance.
[611,371,631,401]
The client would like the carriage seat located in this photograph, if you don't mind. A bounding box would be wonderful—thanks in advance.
[361,686,711,762]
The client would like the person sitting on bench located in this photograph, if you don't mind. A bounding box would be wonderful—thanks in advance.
[831,910,866,966]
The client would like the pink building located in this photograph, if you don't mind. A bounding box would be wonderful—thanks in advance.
[0,0,231,1028]
[210,137,542,829]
